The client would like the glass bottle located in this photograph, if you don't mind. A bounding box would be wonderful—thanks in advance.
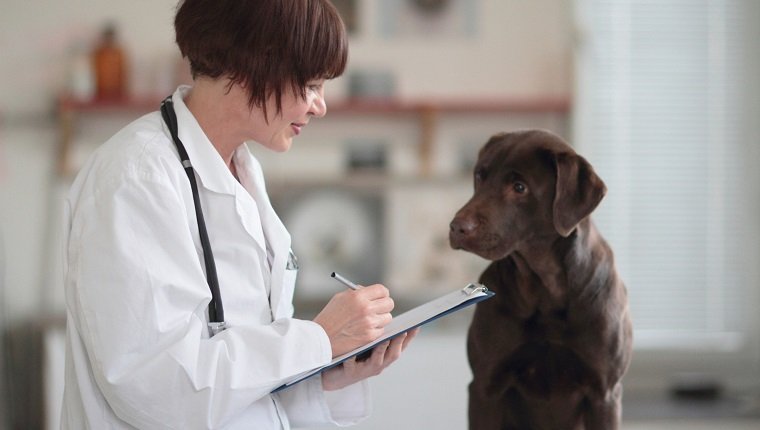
[92,23,127,100]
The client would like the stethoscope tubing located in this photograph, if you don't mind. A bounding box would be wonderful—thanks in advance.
[160,96,225,326]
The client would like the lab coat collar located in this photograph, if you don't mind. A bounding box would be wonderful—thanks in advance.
[171,85,236,196]
[169,85,294,319]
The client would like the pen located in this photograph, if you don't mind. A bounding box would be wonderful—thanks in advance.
[331,272,361,290]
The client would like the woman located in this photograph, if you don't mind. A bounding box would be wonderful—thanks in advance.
[61,0,416,428]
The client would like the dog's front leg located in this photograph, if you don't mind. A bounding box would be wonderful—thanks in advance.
[582,383,623,430]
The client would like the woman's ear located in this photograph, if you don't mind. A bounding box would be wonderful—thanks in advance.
[552,152,607,237]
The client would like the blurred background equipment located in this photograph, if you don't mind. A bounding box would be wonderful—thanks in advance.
[272,185,385,311]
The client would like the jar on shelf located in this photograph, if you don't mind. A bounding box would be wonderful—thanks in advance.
[92,23,127,100]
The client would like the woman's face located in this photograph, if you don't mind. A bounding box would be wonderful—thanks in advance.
[235,80,327,152]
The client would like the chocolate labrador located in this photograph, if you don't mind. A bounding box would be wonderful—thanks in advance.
[449,130,633,429]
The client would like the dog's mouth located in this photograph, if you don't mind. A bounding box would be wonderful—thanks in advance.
[449,212,514,260]
[449,230,507,260]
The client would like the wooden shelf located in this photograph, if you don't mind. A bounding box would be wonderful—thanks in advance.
[56,94,571,177]
[58,96,161,113]
[325,97,570,175]
[56,95,166,176]
[330,97,570,114]
[58,95,571,114]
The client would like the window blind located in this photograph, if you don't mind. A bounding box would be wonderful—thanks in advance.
[573,0,759,350]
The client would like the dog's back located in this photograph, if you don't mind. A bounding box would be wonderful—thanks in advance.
[450,130,632,429]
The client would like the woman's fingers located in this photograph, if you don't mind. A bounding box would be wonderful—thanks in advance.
[321,330,419,391]
[401,327,420,351]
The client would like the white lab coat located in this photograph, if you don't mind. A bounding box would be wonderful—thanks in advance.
[61,86,370,429]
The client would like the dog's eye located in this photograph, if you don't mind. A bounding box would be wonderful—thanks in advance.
[513,182,528,194]
[474,168,487,182]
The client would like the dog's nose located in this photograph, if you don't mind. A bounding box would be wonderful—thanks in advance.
[450,217,478,236]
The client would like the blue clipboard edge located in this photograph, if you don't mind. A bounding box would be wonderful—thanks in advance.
[271,288,495,393]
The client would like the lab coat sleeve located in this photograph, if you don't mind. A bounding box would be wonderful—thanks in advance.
[276,376,371,427]
[66,172,334,429]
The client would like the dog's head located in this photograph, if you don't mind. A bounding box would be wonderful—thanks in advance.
[449,130,606,260]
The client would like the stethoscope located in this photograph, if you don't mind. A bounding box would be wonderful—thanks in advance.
[160,96,227,337]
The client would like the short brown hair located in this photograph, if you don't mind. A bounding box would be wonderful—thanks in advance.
[174,0,348,115]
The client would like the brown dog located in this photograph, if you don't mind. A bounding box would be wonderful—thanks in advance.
[449,130,633,429]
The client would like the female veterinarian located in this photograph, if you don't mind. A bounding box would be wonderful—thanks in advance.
[61,0,417,428]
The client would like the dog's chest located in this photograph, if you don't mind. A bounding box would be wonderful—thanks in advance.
[477,261,576,343]
[522,305,578,343]
[470,266,594,394]
[472,304,592,392]
[473,296,579,356]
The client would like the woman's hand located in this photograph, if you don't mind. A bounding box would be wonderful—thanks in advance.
[321,328,420,391]
[313,284,395,357]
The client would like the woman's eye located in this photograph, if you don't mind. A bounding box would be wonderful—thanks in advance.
[513,182,527,194]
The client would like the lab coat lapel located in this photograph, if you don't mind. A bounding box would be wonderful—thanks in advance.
[171,86,268,256]
[234,145,293,320]
[264,217,292,319]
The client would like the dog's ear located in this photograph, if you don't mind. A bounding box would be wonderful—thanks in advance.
[552,152,607,237]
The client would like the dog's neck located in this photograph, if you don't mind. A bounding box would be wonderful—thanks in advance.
[509,219,593,302]
[511,246,566,301]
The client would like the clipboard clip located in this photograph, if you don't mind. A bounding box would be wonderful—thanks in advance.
[462,283,488,296]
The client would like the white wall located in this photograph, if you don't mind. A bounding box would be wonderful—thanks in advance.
[0,0,179,115]
[0,0,573,322]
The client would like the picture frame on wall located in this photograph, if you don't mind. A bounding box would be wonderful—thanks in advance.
[332,0,360,35]
[379,0,479,39]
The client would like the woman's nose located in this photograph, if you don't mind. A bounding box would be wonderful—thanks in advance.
[309,92,327,118]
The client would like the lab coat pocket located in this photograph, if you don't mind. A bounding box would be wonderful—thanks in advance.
[279,270,297,317]
[279,250,298,317]
[286,249,299,270]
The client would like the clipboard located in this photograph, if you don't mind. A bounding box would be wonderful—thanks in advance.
[272,283,494,393]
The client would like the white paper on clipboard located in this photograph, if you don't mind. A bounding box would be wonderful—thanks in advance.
[272,283,494,393]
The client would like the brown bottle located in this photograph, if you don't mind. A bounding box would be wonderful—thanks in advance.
[93,23,127,100]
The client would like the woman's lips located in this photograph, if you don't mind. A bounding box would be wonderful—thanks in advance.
[291,123,305,135]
